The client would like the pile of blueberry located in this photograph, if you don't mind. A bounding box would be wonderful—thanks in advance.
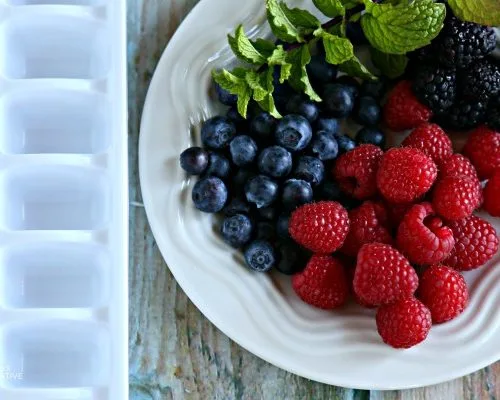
[179,60,386,274]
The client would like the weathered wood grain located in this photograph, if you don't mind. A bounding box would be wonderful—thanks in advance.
[127,1,500,398]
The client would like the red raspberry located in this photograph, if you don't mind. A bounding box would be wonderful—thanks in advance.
[333,144,383,200]
[385,201,414,228]
[353,243,419,306]
[438,153,480,184]
[463,125,500,180]
[383,81,432,132]
[402,123,453,164]
[418,264,469,323]
[341,201,393,257]
[292,255,349,309]
[444,215,499,271]
[432,175,481,221]
[377,147,437,203]
[397,203,455,265]
[376,297,432,349]
[289,201,349,253]
[484,170,500,217]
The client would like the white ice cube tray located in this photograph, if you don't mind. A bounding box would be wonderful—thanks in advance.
[0,1,128,399]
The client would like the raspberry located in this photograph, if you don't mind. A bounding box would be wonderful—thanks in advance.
[432,175,481,221]
[385,201,414,228]
[376,297,432,349]
[438,154,479,183]
[484,170,500,217]
[353,243,418,306]
[461,59,500,100]
[435,99,487,131]
[444,215,499,271]
[463,125,500,180]
[383,81,433,132]
[333,144,383,200]
[418,264,469,323]
[289,201,349,253]
[412,64,456,114]
[292,255,349,309]
[341,201,393,257]
[402,123,453,164]
[377,148,437,203]
[397,203,455,265]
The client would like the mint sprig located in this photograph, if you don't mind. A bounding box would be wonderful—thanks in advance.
[447,0,500,26]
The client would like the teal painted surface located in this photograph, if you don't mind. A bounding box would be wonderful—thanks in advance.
[127,1,500,398]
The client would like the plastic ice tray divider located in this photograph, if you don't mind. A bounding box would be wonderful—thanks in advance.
[0,1,127,399]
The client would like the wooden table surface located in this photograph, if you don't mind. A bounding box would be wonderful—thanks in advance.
[128,1,500,398]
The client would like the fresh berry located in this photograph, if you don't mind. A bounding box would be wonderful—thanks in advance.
[292,255,349,309]
[180,147,209,175]
[275,240,308,275]
[221,214,253,248]
[258,146,292,178]
[376,297,431,349]
[201,116,236,149]
[282,179,313,210]
[223,197,251,217]
[323,83,355,118]
[487,97,500,131]
[244,240,276,272]
[232,168,255,194]
[255,221,276,242]
[286,95,319,122]
[353,243,418,306]
[353,96,381,126]
[276,213,290,239]
[461,59,500,100]
[377,147,437,203]
[310,131,339,161]
[275,114,313,152]
[335,134,357,154]
[419,264,469,323]
[383,81,432,132]
[396,203,455,265]
[250,112,276,142]
[306,55,338,89]
[192,176,228,213]
[215,82,237,106]
[294,156,325,186]
[257,206,276,221]
[355,127,385,148]
[289,201,349,253]
[226,106,247,130]
[335,76,361,98]
[229,135,258,167]
[341,201,392,257]
[401,123,453,165]
[385,201,413,229]
[433,175,481,220]
[205,152,231,180]
[334,144,383,200]
[438,154,479,183]
[244,175,279,209]
[412,64,456,114]
[360,79,386,100]
[484,170,500,217]
[443,215,499,271]
[315,116,339,135]
[463,125,500,180]
[436,99,487,131]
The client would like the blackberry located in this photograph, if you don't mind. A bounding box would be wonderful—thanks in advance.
[461,59,500,100]
[487,97,500,131]
[436,16,496,68]
[412,64,456,114]
[435,99,487,131]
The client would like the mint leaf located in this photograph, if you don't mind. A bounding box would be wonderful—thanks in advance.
[287,46,321,102]
[212,69,252,117]
[268,45,292,83]
[245,70,268,102]
[448,0,500,26]
[228,25,268,65]
[312,0,345,17]
[237,85,252,119]
[251,38,276,58]
[361,0,446,54]
[340,55,377,80]
[370,48,408,79]
[314,29,354,65]
[266,0,321,43]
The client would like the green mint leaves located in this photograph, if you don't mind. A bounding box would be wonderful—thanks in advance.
[312,0,345,17]
[370,48,408,79]
[448,0,500,26]
[361,0,446,54]
[212,68,252,117]
[287,46,321,102]
[228,26,271,65]
[314,29,354,65]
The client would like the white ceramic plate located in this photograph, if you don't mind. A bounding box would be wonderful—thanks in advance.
[139,0,500,389]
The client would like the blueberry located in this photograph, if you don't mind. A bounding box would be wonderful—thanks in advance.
[226,106,247,130]
[256,221,276,242]
[192,177,228,213]
[286,94,320,123]
[282,179,313,210]
[205,152,231,180]
[179,147,209,175]
[275,114,313,152]
[250,112,276,142]
[276,214,290,239]
[336,134,357,154]
[257,207,277,221]
[215,82,237,106]
[294,156,324,186]
[229,135,258,167]
[356,127,386,148]
[258,146,293,178]
[353,96,381,126]
[223,197,252,216]
[318,180,342,201]
[335,76,360,98]
[323,84,355,118]
[245,175,279,208]
[221,214,253,248]
[244,240,276,272]
[232,168,255,193]
[307,55,338,87]
[360,80,386,100]
[201,116,236,149]
[346,22,368,45]
[311,131,339,161]
[315,116,339,135]
[275,240,308,275]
